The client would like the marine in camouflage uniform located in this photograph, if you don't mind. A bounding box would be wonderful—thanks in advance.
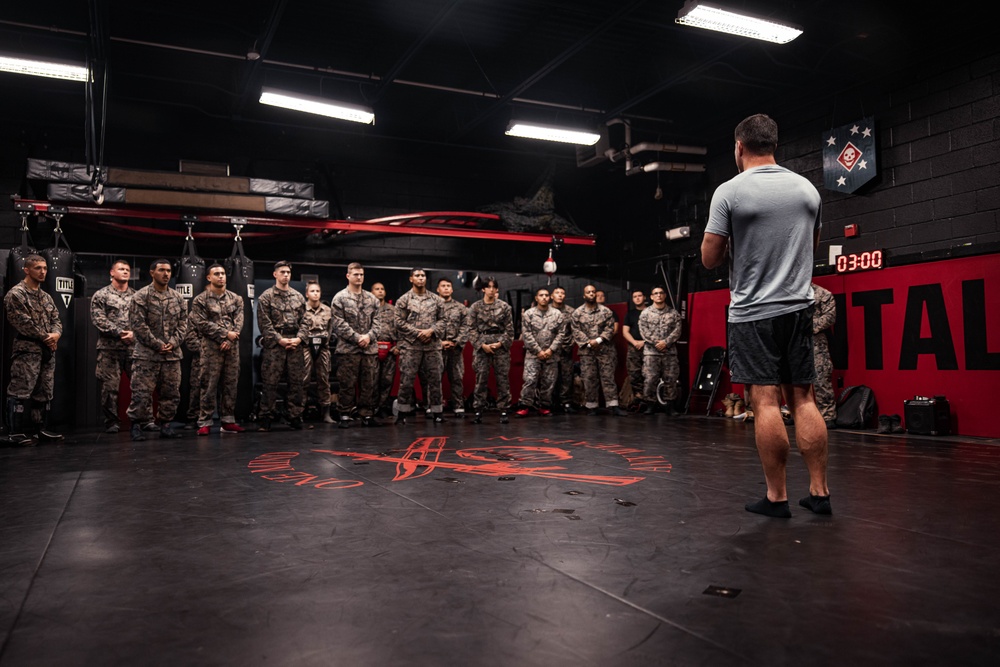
[90,261,135,432]
[571,285,620,413]
[638,289,683,412]
[621,290,647,403]
[468,279,514,415]
[190,272,244,428]
[518,291,563,412]
[549,288,575,410]
[302,284,333,420]
[256,261,308,428]
[5,255,63,441]
[437,279,470,414]
[394,269,445,418]
[330,264,381,424]
[372,283,397,415]
[812,283,837,425]
[127,260,188,439]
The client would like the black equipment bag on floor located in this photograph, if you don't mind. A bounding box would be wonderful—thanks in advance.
[834,385,877,429]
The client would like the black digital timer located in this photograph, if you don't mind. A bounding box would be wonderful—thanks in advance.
[835,250,884,273]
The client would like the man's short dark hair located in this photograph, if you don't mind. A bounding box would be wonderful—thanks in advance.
[437,277,452,287]
[273,260,292,271]
[150,259,171,271]
[410,267,425,276]
[651,285,667,294]
[481,276,499,290]
[207,263,225,273]
[535,286,550,296]
[347,262,364,272]
[24,254,46,267]
[735,114,778,155]
[112,259,130,270]
[631,288,645,297]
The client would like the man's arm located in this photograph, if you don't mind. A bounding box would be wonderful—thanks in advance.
[701,232,729,270]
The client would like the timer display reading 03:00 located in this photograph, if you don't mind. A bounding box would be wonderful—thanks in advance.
[836,250,884,273]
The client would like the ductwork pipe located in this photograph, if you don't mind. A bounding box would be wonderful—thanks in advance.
[625,162,706,176]
[606,142,707,163]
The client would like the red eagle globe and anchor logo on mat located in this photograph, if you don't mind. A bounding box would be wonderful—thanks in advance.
[823,116,877,194]
[248,436,672,490]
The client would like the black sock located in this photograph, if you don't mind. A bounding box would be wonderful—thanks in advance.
[745,497,792,518]
[799,494,832,515]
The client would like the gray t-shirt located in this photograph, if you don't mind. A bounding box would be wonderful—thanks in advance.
[705,164,822,323]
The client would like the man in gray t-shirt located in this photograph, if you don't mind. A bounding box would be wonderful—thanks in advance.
[702,113,831,519]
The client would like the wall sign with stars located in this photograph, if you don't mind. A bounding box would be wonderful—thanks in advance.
[822,116,877,194]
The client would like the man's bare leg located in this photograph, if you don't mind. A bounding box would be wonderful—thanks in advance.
[745,384,792,517]
[786,383,832,513]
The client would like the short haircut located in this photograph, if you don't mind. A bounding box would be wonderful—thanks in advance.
[347,262,364,272]
[150,259,171,271]
[535,286,550,296]
[24,254,46,267]
[410,267,425,276]
[631,288,645,296]
[112,259,130,269]
[651,285,667,294]
[552,286,565,293]
[273,260,292,271]
[481,275,499,290]
[305,279,320,287]
[437,277,452,287]
[735,113,778,156]
[207,263,225,273]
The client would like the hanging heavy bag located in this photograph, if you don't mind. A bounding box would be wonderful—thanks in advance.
[224,227,255,420]
[176,232,207,424]
[39,215,78,425]
[2,217,39,439]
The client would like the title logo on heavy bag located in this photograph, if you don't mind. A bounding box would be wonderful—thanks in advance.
[55,276,74,307]
[176,283,193,299]
[247,285,255,299]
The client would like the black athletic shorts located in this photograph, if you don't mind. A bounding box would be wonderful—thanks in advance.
[727,306,815,386]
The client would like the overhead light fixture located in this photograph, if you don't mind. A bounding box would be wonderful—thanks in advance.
[505,121,600,146]
[0,55,88,82]
[259,88,374,125]
[675,0,803,44]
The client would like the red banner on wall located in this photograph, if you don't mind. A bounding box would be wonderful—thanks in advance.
[688,253,1000,438]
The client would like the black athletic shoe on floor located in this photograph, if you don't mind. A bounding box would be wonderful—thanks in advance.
[130,423,146,441]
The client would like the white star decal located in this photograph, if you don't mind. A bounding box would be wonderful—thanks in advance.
[850,125,860,135]
[862,127,872,138]
[826,136,837,146]
[857,159,867,170]
[837,176,847,187]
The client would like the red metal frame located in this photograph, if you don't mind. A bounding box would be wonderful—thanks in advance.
[14,200,597,246]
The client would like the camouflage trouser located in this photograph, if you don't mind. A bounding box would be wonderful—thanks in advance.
[96,348,131,426]
[643,352,679,401]
[580,349,618,409]
[626,346,644,399]
[260,345,306,419]
[127,359,181,424]
[186,352,202,422]
[303,346,332,407]
[375,351,398,412]
[8,343,55,403]
[520,356,558,408]
[473,348,511,410]
[555,347,575,405]
[814,339,836,422]
[397,347,443,413]
[442,346,465,410]
[199,343,241,426]
[336,353,378,417]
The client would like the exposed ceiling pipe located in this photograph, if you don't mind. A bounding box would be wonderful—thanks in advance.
[625,162,706,176]
[606,141,707,163]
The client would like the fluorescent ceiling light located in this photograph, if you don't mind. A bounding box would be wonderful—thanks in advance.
[259,88,374,124]
[0,55,88,82]
[675,1,803,44]
[505,122,600,146]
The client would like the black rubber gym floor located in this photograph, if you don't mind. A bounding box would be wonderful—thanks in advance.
[2,414,999,666]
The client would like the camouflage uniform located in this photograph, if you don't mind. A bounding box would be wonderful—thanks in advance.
[439,299,470,411]
[5,282,61,407]
[519,305,563,409]
[191,288,244,427]
[90,283,135,427]
[468,298,514,410]
[571,304,618,409]
[638,304,683,401]
[374,302,398,413]
[550,302,575,406]
[303,301,333,409]
[623,307,646,400]
[812,283,837,423]
[182,316,203,423]
[330,288,381,417]
[257,286,308,420]
[127,284,188,425]
[394,290,445,414]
